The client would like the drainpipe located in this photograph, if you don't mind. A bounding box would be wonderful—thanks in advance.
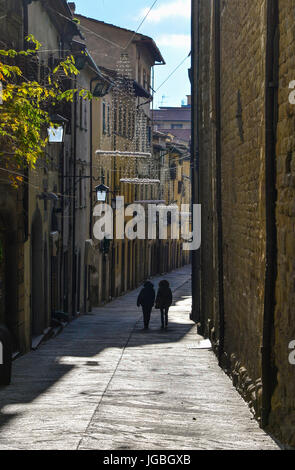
[72,84,77,316]
[88,76,104,239]
[214,0,225,364]
[261,0,278,428]
[191,0,201,323]
[89,80,95,239]
[22,0,30,242]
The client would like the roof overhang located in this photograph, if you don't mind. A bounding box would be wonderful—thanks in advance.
[133,37,165,65]
[41,0,83,40]
[71,40,113,88]
[133,81,151,99]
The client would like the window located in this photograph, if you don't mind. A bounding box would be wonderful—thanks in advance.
[147,126,152,148]
[79,98,88,131]
[129,110,135,140]
[79,97,83,130]
[79,170,82,207]
[123,107,127,137]
[171,124,183,129]
[170,161,177,180]
[84,102,87,131]
[143,69,147,90]
[113,104,118,134]
[119,104,122,136]
[102,102,107,134]
[107,104,110,135]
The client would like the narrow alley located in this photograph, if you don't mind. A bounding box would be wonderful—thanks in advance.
[0,267,279,450]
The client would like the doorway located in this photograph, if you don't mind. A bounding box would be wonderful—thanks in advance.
[31,210,45,337]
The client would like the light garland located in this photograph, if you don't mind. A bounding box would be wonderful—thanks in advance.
[120,178,160,185]
[95,150,151,159]
[134,199,166,204]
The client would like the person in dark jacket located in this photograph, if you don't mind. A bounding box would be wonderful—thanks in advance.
[137,281,155,329]
[155,280,173,329]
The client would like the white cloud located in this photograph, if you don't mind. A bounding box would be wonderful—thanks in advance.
[140,0,190,23]
[155,33,190,48]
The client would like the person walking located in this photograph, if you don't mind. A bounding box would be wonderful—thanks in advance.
[137,281,155,330]
[155,280,173,329]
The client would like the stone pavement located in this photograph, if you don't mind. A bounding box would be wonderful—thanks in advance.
[0,266,279,450]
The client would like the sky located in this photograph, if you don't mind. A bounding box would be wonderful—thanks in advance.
[72,0,191,109]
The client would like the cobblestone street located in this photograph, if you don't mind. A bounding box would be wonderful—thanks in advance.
[0,266,279,450]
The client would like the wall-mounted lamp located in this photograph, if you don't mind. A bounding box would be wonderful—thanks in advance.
[95,184,110,202]
[48,114,69,144]
[93,79,112,98]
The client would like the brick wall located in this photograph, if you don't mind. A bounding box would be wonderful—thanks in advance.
[195,0,295,447]
[220,0,267,386]
[198,0,216,339]
[268,0,295,447]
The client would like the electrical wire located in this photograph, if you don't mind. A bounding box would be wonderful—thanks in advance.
[155,52,191,93]
[1,5,189,100]
[0,166,77,198]
[124,0,159,50]
[45,2,159,52]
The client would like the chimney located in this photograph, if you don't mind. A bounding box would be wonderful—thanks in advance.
[68,2,76,13]
[187,95,191,106]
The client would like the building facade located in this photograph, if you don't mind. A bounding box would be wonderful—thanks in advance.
[152,97,191,145]
[0,1,192,358]
[73,9,191,306]
[0,0,107,351]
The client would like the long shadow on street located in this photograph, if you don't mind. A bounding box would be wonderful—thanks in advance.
[0,268,194,437]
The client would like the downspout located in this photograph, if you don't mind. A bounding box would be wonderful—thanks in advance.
[261,0,278,428]
[72,84,77,316]
[214,0,225,364]
[22,0,30,242]
[59,142,65,312]
[191,0,201,323]
[88,78,96,313]
[89,79,95,239]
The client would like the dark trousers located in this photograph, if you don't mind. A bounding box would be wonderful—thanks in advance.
[160,307,169,327]
[142,306,152,328]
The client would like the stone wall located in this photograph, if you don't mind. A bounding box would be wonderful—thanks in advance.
[198,0,216,340]
[220,0,267,388]
[197,0,267,385]
[268,0,295,447]
[0,181,26,352]
[195,0,295,447]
